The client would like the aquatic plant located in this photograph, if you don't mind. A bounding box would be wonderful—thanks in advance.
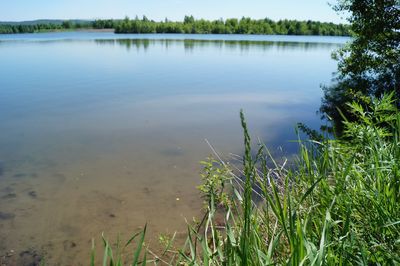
[93,92,400,265]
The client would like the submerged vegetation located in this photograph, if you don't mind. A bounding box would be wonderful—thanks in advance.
[0,16,351,36]
[93,94,400,265]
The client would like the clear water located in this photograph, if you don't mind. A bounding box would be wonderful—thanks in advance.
[0,32,347,264]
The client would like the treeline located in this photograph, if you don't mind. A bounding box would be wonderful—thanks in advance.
[1,16,351,36]
[0,24,60,34]
[114,16,351,36]
[0,21,93,34]
[92,19,117,29]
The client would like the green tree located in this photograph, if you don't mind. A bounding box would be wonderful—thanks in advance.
[62,20,72,29]
[183,15,195,24]
[321,0,400,134]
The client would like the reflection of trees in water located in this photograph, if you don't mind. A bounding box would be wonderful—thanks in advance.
[94,38,342,52]
[94,39,151,51]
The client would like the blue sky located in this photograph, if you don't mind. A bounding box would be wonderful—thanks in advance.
[0,0,346,23]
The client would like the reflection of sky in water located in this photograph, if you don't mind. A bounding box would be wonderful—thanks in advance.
[0,34,344,158]
[0,33,345,264]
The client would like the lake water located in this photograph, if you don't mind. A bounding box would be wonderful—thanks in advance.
[0,32,348,265]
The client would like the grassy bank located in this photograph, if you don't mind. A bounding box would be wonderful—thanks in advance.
[93,93,400,265]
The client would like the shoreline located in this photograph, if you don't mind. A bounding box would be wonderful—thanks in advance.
[0,28,352,37]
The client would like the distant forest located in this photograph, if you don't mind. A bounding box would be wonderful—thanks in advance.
[0,16,351,36]
[0,20,93,34]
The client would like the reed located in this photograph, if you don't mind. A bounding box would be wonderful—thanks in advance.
[93,92,399,265]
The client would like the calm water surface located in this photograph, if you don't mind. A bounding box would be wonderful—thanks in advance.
[0,32,347,264]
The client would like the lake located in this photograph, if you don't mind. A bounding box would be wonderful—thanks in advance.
[0,32,348,265]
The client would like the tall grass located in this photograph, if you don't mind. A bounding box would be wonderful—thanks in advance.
[94,93,399,265]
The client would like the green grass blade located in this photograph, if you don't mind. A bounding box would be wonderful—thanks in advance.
[132,224,147,266]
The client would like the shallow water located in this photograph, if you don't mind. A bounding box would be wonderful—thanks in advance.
[0,32,347,264]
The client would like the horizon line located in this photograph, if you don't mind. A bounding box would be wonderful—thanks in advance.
[0,16,349,24]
